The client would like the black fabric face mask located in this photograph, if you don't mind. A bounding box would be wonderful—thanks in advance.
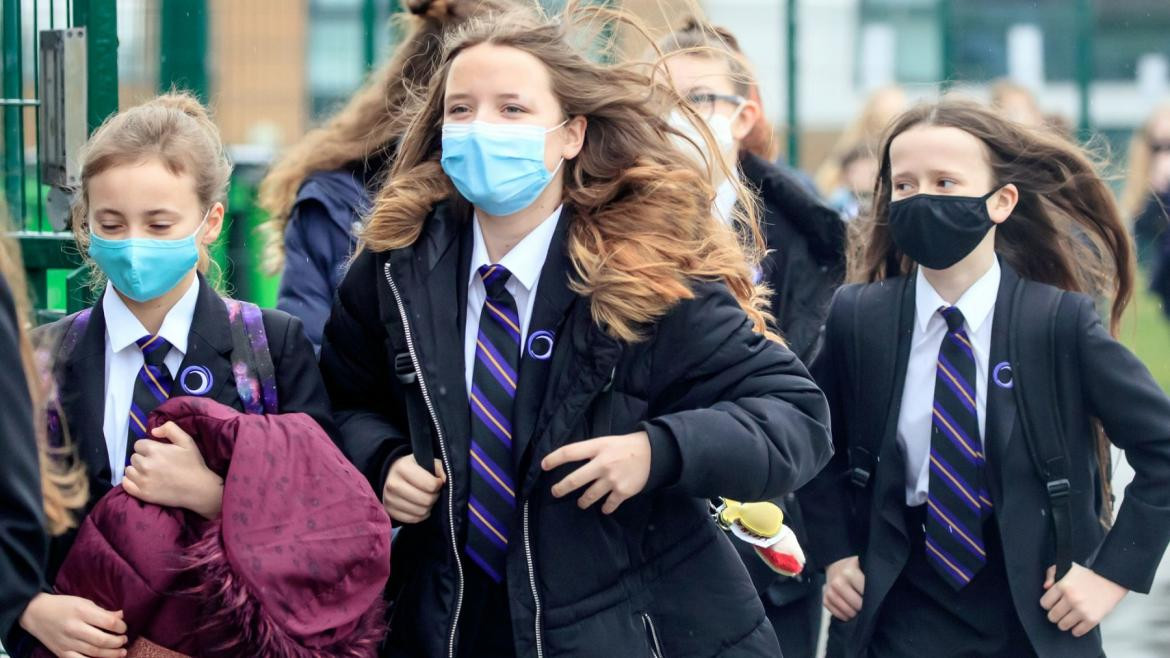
[888,189,1000,270]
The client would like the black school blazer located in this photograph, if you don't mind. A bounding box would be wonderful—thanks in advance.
[32,274,334,579]
[798,263,1170,657]
[320,201,833,658]
[0,275,48,648]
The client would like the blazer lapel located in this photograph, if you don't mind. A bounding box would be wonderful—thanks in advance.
[176,275,235,406]
[984,262,1020,504]
[512,209,578,470]
[874,274,918,540]
[60,298,114,497]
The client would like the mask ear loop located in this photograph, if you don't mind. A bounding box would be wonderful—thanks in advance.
[546,117,572,175]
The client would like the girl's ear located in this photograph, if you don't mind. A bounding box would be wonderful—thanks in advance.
[988,183,1018,225]
[732,99,761,142]
[202,202,226,244]
[561,115,588,161]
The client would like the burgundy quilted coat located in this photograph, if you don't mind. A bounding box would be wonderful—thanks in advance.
[43,397,390,657]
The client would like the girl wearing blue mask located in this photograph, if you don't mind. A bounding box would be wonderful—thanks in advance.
[799,101,1170,658]
[320,4,832,657]
[19,93,333,658]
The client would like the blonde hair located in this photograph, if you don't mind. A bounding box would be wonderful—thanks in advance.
[0,228,87,536]
[258,0,517,274]
[71,92,232,286]
[815,85,906,196]
[1120,104,1170,221]
[362,2,773,343]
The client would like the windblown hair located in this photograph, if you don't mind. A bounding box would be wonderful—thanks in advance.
[361,2,771,343]
[851,100,1135,335]
[0,229,87,536]
[1120,103,1170,221]
[658,17,779,161]
[258,0,516,273]
[71,92,232,288]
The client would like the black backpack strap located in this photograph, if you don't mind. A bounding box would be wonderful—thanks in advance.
[848,277,913,490]
[1009,281,1077,579]
[381,282,436,470]
[39,308,92,448]
[223,299,280,415]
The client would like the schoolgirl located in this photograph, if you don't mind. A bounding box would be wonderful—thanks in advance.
[319,4,832,656]
[657,19,845,658]
[20,93,335,657]
[259,0,514,351]
[799,100,1170,657]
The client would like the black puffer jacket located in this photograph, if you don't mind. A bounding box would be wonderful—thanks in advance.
[741,152,846,362]
[320,201,832,657]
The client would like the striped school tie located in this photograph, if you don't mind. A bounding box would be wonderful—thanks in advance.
[466,264,521,583]
[127,335,174,465]
[925,306,993,590]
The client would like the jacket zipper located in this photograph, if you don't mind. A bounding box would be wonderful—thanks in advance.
[383,261,465,658]
[523,500,544,657]
[641,612,664,658]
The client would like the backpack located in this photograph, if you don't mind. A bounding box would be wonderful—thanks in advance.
[845,275,1094,581]
[43,298,279,447]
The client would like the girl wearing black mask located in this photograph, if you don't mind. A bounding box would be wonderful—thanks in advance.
[799,100,1170,658]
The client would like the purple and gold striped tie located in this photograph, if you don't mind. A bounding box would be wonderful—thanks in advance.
[925,306,993,589]
[127,335,174,465]
[466,264,520,583]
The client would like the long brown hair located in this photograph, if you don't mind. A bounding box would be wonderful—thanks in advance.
[0,227,87,536]
[361,2,770,343]
[258,0,516,274]
[851,100,1135,335]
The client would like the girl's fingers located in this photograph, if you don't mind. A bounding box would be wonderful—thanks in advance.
[1071,619,1097,637]
[1057,609,1082,632]
[1043,565,1056,589]
[390,480,440,507]
[552,460,603,498]
[600,490,628,515]
[542,439,602,471]
[388,498,431,519]
[1046,596,1072,624]
[844,568,866,595]
[72,623,126,651]
[78,600,127,634]
[576,478,612,510]
[399,460,444,493]
[834,581,863,611]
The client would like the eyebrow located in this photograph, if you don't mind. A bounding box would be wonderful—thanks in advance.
[444,92,525,103]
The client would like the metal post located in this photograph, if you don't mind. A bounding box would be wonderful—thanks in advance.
[1075,0,1093,141]
[3,0,26,226]
[785,0,799,167]
[939,0,953,92]
[362,0,377,72]
[159,0,209,101]
[72,0,118,132]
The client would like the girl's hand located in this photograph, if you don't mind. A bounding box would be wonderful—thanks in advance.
[542,432,651,515]
[19,593,128,658]
[123,421,223,520]
[1040,562,1128,637]
[383,456,446,524]
[824,555,865,621]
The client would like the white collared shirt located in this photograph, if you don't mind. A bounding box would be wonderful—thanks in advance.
[464,206,563,393]
[101,277,200,484]
[897,259,1000,506]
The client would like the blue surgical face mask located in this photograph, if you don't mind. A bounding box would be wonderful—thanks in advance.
[88,210,209,302]
[440,120,568,217]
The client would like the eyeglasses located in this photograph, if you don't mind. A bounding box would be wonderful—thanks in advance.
[684,92,746,121]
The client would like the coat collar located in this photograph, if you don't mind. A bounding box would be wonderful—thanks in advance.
[872,274,918,541]
[983,260,1021,503]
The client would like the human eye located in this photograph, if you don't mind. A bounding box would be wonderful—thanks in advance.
[501,104,527,115]
[938,178,957,191]
[446,104,471,116]
[893,181,915,193]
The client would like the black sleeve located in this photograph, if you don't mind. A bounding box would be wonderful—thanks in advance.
[0,275,48,646]
[638,280,832,502]
[796,286,859,569]
[1074,295,1170,593]
[276,200,353,353]
[319,250,411,495]
[265,309,336,439]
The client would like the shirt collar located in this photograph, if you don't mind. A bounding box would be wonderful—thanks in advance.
[713,178,739,225]
[102,276,200,355]
[914,258,1001,334]
[470,205,563,293]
